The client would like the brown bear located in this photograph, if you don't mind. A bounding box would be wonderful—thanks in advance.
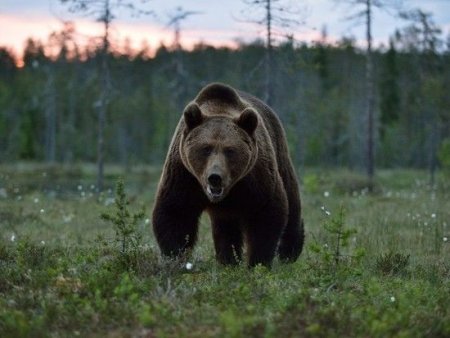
[152,83,304,267]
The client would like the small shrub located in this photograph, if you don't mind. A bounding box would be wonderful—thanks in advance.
[0,242,14,262]
[309,206,365,283]
[16,238,47,269]
[375,251,410,276]
[100,178,145,270]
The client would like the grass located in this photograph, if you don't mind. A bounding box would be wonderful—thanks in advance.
[0,163,449,337]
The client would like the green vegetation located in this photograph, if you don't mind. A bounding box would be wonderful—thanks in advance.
[0,164,449,337]
[100,178,146,270]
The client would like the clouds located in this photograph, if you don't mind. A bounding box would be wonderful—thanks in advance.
[0,0,449,59]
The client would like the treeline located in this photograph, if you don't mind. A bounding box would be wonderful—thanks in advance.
[0,24,449,170]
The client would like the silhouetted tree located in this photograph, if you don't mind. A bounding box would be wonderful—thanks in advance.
[400,9,443,184]
[336,0,405,188]
[60,0,153,192]
[241,0,304,106]
[379,39,400,129]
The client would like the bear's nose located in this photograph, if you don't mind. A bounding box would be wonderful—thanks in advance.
[208,174,222,187]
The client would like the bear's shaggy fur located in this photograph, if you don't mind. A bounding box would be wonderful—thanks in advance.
[152,83,304,267]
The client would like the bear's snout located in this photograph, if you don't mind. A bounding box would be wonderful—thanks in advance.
[208,173,222,187]
[204,161,228,202]
[206,172,225,202]
[207,173,224,201]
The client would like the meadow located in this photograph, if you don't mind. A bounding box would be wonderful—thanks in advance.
[0,163,449,337]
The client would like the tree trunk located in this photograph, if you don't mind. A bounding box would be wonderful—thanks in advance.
[365,0,375,189]
[64,81,76,163]
[429,112,439,186]
[97,0,111,193]
[265,0,274,107]
[45,67,56,163]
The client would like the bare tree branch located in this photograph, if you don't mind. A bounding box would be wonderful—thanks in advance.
[238,0,307,106]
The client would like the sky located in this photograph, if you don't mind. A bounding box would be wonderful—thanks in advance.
[1,0,449,61]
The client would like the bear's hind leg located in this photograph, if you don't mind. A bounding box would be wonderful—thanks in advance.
[211,215,243,265]
[278,218,304,262]
[277,164,304,262]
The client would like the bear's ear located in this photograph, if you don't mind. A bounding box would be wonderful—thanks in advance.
[183,102,204,131]
[236,108,258,135]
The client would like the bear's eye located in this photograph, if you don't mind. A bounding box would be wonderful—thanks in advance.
[198,145,213,156]
[224,148,238,158]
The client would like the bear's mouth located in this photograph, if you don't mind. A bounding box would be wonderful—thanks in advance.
[206,185,224,201]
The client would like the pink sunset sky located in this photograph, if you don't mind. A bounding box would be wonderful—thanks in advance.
[1,0,449,62]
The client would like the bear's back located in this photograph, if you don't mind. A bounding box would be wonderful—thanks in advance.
[195,83,245,119]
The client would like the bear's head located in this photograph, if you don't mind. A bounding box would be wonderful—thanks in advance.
[180,102,258,203]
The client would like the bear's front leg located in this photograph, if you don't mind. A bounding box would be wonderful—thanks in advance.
[246,210,287,267]
[210,214,243,265]
[152,165,206,259]
[153,199,203,258]
[245,198,288,267]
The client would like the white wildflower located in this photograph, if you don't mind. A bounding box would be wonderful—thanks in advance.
[40,209,45,214]
[185,262,193,270]
[10,234,16,242]
[324,191,330,197]
[431,213,436,219]
[145,218,150,225]
[390,296,396,302]
[41,240,45,245]
[34,198,39,204]
[443,237,448,242]
[320,206,331,216]
[0,188,7,198]
[63,214,74,223]
[77,185,83,191]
